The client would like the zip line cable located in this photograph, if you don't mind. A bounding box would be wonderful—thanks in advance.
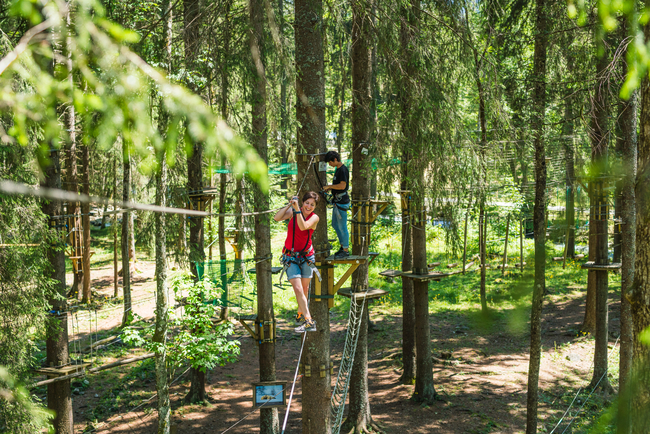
[549,335,621,434]
[0,179,207,216]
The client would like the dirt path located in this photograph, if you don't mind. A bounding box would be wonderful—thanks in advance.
[66,261,618,434]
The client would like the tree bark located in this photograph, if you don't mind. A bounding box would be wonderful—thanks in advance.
[588,38,613,394]
[630,16,650,432]
[295,0,331,430]
[397,0,417,387]
[412,193,435,404]
[218,2,230,316]
[121,145,132,326]
[563,102,576,259]
[154,153,170,434]
[617,40,637,434]
[63,44,81,299]
[81,141,91,303]
[43,142,73,434]
[113,152,119,298]
[154,2,173,431]
[249,1,279,432]
[525,0,547,431]
[341,1,378,430]
[183,0,207,404]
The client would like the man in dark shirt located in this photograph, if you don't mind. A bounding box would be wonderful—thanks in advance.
[323,150,350,258]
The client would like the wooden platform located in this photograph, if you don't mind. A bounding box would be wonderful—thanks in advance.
[338,287,388,300]
[379,269,402,278]
[400,271,445,281]
[581,261,622,270]
[324,255,368,264]
[247,266,283,275]
[35,363,92,378]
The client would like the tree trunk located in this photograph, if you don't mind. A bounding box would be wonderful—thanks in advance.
[43,142,73,434]
[154,155,170,434]
[113,152,119,298]
[249,1,279,431]
[154,3,173,431]
[183,0,207,404]
[81,141,91,303]
[525,0,547,431]
[218,4,230,316]
[63,46,81,300]
[295,0,331,430]
[630,18,650,432]
[279,0,289,193]
[121,146,132,326]
[563,102,576,259]
[582,192,597,333]
[412,193,435,403]
[588,39,613,394]
[398,0,417,387]
[341,1,377,430]
[617,31,637,434]
[479,206,487,311]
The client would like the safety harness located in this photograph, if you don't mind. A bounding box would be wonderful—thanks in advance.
[279,212,322,282]
[313,163,349,211]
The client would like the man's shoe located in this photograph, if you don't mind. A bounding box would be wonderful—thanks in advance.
[295,318,317,333]
[295,312,305,324]
[333,247,343,257]
[334,249,350,259]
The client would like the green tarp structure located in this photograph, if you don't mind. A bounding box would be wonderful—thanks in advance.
[213,158,402,175]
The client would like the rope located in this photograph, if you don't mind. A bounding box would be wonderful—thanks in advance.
[0,179,208,217]
[549,335,620,434]
[281,332,308,434]
[219,386,287,434]
[280,279,314,434]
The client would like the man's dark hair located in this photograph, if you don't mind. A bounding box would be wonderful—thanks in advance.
[324,150,340,163]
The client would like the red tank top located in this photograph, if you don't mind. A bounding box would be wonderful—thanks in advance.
[284,212,315,255]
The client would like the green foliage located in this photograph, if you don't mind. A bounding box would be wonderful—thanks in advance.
[168,274,240,370]
[568,0,650,98]
[0,366,54,434]
[0,0,267,190]
[122,274,240,372]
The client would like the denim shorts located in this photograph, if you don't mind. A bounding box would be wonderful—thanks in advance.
[284,254,316,280]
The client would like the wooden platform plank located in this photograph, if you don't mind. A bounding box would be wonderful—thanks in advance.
[581,261,622,270]
[379,269,402,278]
[35,363,92,377]
[400,271,444,281]
[324,255,368,264]
[338,287,388,300]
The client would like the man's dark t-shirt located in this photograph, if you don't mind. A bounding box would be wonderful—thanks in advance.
[332,164,350,205]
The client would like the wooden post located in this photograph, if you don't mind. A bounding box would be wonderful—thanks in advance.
[502,214,510,276]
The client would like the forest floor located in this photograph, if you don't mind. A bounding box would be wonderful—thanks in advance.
[30,251,622,434]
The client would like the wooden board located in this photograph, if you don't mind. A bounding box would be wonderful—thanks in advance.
[324,255,368,264]
[338,287,388,300]
[379,269,402,278]
[581,261,622,270]
[400,271,444,282]
[35,363,92,378]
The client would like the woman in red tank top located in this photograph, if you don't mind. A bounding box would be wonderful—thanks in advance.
[274,191,320,332]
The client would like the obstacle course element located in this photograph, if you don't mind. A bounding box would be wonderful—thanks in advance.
[330,291,369,434]
[581,261,622,271]
[238,315,277,345]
